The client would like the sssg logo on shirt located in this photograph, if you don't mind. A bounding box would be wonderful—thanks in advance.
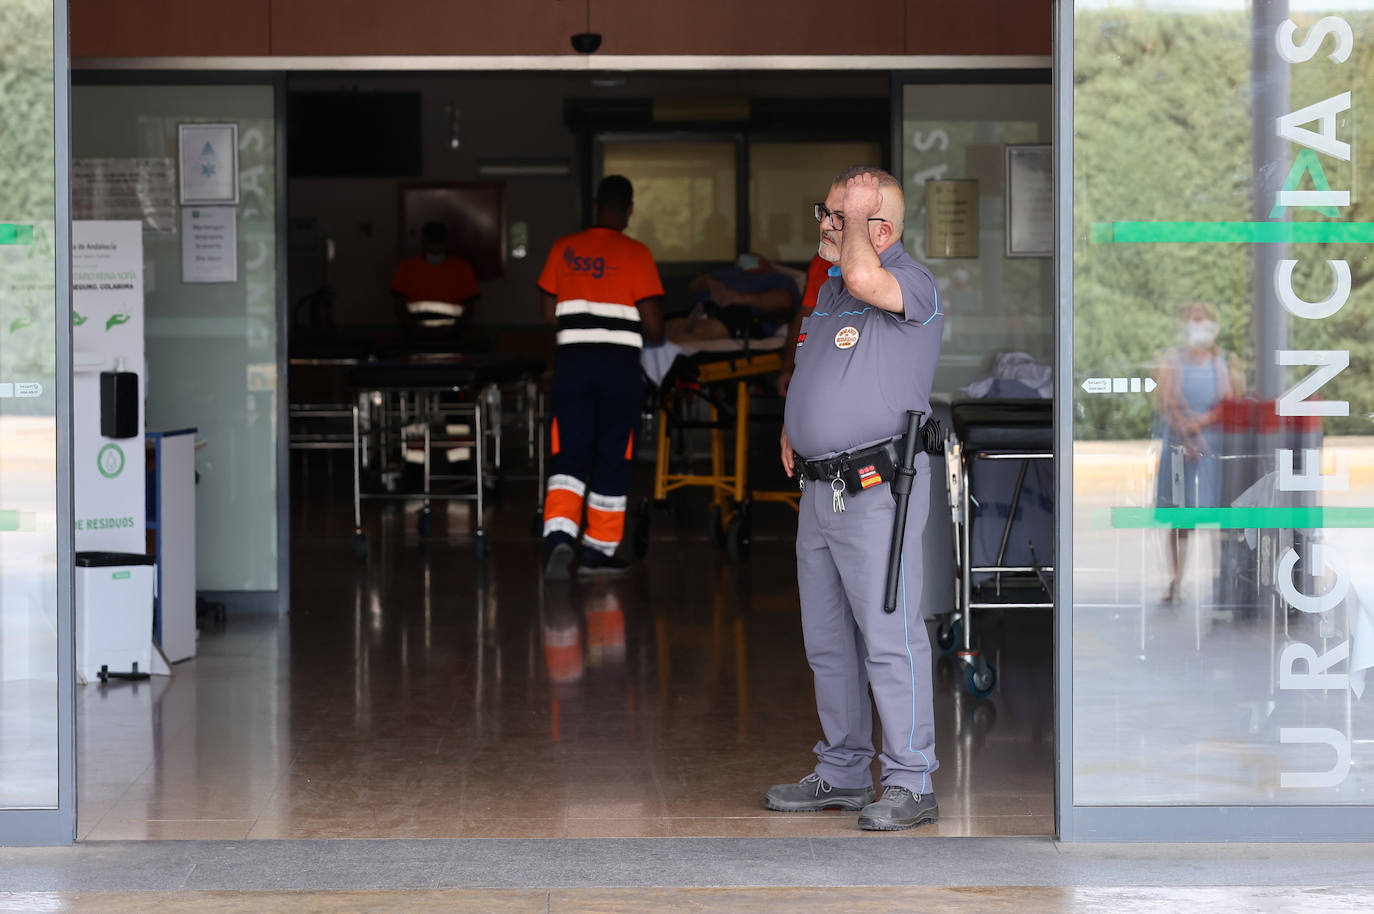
[563,245,609,279]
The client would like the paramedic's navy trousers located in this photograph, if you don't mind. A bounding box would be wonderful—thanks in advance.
[543,347,641,555]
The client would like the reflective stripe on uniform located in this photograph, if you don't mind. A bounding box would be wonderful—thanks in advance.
[587,492,627,512]
[585,490,627,554]
[555,299,641,322]
[547,474,586,496]
[543,516,581,540]
[581,533,619,556]
[545,474,587,538]
[408,300,465,317]
[556,328,643,349]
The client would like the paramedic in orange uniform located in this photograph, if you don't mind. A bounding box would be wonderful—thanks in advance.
[776,253,831,396]
[390,221,481,344]
[538,175,665,581]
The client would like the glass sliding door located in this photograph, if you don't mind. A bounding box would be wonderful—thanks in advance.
[71,82,283,608]
[0,0,75,845]
[1060,0,1374,839]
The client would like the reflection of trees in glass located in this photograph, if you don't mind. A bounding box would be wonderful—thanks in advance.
[0,0,57,394]
[1075,9,1374,439]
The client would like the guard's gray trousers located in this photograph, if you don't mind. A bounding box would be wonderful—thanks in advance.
[796,459,939,794]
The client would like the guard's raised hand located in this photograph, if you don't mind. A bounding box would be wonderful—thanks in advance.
[842,173,883,221]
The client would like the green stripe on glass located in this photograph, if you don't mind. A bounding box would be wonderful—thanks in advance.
[0,224,35,245]
[1111,507,1374,529]
[0,510,38,532]
[1089,222,1374,244]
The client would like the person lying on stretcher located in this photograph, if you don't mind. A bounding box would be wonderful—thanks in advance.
[665,253,801,343]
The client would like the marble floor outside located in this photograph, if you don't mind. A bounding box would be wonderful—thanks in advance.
[74,450,1054,841]
[9,886,1374,913]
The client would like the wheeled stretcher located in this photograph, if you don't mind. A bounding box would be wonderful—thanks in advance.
[938,398,1054,697]
[636,335,799,562]
[348,353,543,559]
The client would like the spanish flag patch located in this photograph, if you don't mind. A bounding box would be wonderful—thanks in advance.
[859,464,882,489]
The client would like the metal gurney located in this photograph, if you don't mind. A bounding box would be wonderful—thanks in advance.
[938,397,1054,697]
[349,352,543,559]
[635,335,799,562]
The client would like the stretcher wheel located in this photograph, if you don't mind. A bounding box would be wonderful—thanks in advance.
[352,531,367,560]
[631,500,651,560]
[726,508,752,562]
[937,620,960,653]
[966,659,996,698]
[417,507,433,538]
[709,504,727,548]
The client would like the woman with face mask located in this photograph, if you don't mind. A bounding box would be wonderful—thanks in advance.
[1153,301,1237,603]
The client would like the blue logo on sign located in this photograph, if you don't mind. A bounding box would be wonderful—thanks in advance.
[563,246,606,279]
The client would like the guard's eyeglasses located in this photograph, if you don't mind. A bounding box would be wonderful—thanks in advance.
[814,203,887,231]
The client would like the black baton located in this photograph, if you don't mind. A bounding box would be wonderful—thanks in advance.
[883,410,925,614]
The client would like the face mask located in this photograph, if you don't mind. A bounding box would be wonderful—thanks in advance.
[1186,319,1219,347]
[424,252,446,267]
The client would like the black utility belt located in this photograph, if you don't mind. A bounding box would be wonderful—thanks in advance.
[798,438,906,496]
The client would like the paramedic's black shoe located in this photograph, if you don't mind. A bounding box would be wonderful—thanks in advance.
[764,774,875,812]
[544,543,574,582]
[578,552,633,577]
[858,786,939,831]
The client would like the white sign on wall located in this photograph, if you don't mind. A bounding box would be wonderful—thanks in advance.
[178,123,239,204]
[72,221,145,554]
[181,206,238,284]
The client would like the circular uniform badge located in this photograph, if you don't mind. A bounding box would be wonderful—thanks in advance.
[834,326,860,350]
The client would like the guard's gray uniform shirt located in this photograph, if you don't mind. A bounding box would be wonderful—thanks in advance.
[784,243,942,458]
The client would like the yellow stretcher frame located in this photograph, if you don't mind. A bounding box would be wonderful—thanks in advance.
[651,349,800,532]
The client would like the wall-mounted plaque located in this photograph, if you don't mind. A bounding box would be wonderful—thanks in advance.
[924,179,979,259]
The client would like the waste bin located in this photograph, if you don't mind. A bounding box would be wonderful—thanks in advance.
[75,551,155,683]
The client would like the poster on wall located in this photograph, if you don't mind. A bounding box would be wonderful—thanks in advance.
[1006,144,1053,257]
[71,220,146,554]
[924,179,979,258]
[72,158,178,233]
[181,206,238,284]
[178,123,239,204]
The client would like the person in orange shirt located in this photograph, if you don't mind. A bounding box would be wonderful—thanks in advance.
[776,253,831,397]
[538,176,664,581]
[390,221,481,344]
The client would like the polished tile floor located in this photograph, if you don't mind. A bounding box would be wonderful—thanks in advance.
[74,452,1054,840]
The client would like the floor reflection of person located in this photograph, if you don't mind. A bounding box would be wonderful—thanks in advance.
[1154,301,1240,603]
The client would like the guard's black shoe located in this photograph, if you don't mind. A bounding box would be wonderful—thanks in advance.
[579,552,632,577]
[544,543,574,582]
[858,786,939,831]
[764,773,876,812]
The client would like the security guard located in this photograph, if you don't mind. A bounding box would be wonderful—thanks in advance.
[764,167,944,831]
[538,175,664,581]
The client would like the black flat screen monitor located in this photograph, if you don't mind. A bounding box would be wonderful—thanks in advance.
[288,91,422,177]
